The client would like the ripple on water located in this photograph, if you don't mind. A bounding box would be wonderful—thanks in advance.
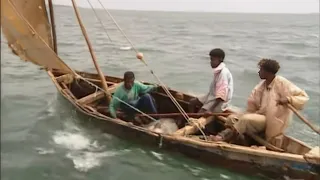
[150,151,163,161]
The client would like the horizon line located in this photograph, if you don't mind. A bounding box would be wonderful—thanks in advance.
[53,3,320,15]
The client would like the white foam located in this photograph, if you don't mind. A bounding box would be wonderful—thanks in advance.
[220,174,230,179]
[66,151,118,172]
[185,165,204,177]
[150,151,163,161]
[63,120,82,132]
[35,147,55,155]
[189,168,202,176]
[52,130,127,172]
[183,164,190,168]
[53,131,92,151]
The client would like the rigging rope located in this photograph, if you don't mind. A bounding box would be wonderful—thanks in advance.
[89,0,208,140]
[86,0,112,42]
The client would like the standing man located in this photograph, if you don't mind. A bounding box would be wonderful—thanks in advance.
[210,59,309,143]
[189,48,234,114]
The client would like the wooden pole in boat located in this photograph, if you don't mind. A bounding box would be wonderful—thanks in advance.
[48,0,58,54]
[138,112,232,118]
[288,104,320,135]
[70,0,112,103]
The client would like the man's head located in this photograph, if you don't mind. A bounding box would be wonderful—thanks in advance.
[258,59,280,79]
[209,48,225,68]
[123,71,135,90]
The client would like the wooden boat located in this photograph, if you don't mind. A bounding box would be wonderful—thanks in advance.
[2,0,319,179]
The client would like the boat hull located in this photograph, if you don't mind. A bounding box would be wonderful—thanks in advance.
[47,70,320,179]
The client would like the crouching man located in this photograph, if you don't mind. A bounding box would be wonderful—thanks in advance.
[109,71,159,121]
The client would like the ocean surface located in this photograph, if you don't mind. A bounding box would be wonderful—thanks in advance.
[1,5,319,180]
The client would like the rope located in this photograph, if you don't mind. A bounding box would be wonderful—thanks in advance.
[74,74,157,122]
[85,0,112,42]
[92,0,208,141]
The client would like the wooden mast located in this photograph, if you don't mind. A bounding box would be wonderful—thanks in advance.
[48,0,57,53]
[70,0,112,103]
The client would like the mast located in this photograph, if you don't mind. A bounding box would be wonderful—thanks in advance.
[48,0,58,54]
[70,0,112,103]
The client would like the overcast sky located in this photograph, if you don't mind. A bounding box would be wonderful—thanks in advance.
[53,0,319,13]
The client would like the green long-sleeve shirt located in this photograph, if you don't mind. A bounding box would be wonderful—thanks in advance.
[109,81,157,118]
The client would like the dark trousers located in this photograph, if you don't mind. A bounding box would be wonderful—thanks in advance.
[120,93,157,120]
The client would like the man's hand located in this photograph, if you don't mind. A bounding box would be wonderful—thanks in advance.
[277,97,289,105]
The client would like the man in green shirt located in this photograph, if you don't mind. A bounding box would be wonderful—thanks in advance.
[109,71,159,120]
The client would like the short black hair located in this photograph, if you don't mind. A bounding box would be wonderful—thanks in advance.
[124,71,135,80]
[258,59,280,74]
[209,48,225,61]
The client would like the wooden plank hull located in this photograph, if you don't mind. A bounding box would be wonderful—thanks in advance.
[46,70,320,179]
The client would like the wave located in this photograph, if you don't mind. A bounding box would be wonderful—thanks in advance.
[228,45,242,51]
[284,53,312,59]
[278,41,316,48]
[211,34,230,38]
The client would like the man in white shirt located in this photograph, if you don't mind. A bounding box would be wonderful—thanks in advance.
[189,48,234,114]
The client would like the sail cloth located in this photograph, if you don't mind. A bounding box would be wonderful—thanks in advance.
[1,0,74,74]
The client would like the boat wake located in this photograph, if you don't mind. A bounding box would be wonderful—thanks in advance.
[52,130,101,151]
[51,122,129,172]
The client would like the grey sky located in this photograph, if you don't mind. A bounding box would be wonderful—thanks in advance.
[54,0,319,13]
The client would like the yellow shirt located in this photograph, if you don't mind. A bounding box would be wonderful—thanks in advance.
[246,76,309,141]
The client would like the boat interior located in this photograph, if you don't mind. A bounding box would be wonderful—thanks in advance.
[51,69,318,157]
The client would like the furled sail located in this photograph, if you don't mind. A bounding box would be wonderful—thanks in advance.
[1,0,74,74]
